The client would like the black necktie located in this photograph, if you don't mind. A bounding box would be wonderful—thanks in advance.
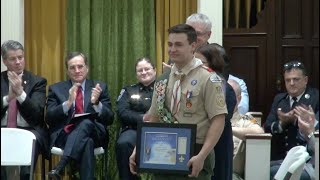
[291,97,298,109]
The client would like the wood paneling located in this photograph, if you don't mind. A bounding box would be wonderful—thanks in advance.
[223,0,319,123]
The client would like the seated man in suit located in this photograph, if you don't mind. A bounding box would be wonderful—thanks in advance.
[116,57,156,180]
[264,60,319,180]
[228,79,264,180]
[1,40,49,180]
[46,52,114,180]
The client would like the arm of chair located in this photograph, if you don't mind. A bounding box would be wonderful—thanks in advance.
[245,133,272,180]
[315,132,319,180]
[247,112,263,126]
[286,152,309,179]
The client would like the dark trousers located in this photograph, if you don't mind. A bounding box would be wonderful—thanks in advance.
[116,129,139,180]
[212,121,233,180]
[212,84,236,180]
[55,119,105,180]
[1,139,40,180]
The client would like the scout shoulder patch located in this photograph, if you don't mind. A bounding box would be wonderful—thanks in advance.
[210,73,222,83]
[117,89,125,101]
[216,94,226,107]
[242,114,258,124]
[250,118,258,124]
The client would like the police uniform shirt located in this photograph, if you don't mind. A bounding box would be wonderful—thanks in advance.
[265,86,319,161]
[116,82,154,128]
[148,58,228,144]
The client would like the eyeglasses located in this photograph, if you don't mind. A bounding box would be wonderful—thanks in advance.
[196,31,208,36]
[136,67,153,74]
[283,61,305,71]
[7,55,24,62]
[68,64,86,71]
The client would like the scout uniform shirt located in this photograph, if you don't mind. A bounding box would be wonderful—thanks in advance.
[232,111,261,177]
[148,58,228,144]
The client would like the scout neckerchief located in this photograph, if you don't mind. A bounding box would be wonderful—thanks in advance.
[155,58,203,123]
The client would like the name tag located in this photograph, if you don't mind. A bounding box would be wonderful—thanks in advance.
[183,112,192,117]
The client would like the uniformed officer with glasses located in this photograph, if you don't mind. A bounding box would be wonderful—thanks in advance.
[265,60,319,180]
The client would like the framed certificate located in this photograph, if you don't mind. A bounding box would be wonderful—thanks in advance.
[136,122,196,174]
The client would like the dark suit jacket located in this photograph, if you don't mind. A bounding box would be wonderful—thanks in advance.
[265,86,319,160]
[1,70,49,158]
[46,79,114,149]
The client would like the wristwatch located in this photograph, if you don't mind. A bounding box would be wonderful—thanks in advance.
[307,132,314,139]
[92,101,99,105]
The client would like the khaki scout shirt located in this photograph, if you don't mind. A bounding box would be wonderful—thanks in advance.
[148,58,227,144]
[232,111,261,154]
[232,111,261,176]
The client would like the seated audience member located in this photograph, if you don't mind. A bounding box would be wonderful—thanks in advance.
[46,52,114,180]
[1,40,49,180]
[264,60,319,180]
[228,74,249,115]
[211,44,249,115]
[116,57,156,180]
[195,43,237,180]
[228,79,264,180]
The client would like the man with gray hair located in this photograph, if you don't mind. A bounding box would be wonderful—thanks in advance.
[1,40,48,180]
[186,13,212,48]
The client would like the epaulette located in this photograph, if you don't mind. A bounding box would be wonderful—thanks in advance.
[201,65,214,72]
[210,72,223,82]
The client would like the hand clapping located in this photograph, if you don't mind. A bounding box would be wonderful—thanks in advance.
[7,71,23,101]
[91,83,102,104]
[294,105,315,136]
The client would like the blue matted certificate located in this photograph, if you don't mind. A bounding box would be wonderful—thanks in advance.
[136,122,196,174]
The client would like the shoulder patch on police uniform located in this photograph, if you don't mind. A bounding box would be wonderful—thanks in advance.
[210,73,222,83]
[116,89,126,102]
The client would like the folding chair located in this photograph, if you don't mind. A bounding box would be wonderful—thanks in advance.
[1,128,37,180]
[274,146,310,180]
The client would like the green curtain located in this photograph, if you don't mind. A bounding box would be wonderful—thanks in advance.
[66,0,155,179]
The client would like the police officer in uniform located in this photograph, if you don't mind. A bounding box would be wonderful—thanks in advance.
[116,57,156,180]
[129,24,227,180]
[264,60,319,179]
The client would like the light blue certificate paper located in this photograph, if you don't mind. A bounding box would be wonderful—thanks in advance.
[143,132,177,165]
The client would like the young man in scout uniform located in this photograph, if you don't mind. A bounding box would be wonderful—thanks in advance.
[129,24,227,180]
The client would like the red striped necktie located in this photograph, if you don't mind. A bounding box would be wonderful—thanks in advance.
[7,98,18,128]
[75,86,84,114]
[64,86,83,133]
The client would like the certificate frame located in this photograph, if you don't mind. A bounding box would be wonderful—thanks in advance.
[136,122,196,174]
